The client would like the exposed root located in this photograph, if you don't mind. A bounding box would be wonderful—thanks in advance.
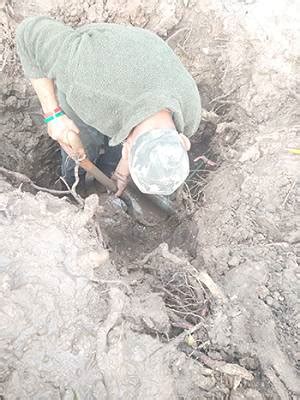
[209,86,241,105]
[179,343,254,382]
[265,368,290,400]
[282,178,296,208]
[191,269,227,304]
[201,108,220,125]
[0,166,84,206]
[152,269,209,326]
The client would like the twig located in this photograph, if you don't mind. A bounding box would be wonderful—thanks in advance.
[192,268,227,304]
[0,166,84,206]
[31,183,70,195]
[0,167,31,184]
[148,320,204,360]
[60,176,84,206]
[282,179,296,208]
[209,86,240,104]
[193,155,217,166]
[201,109,219,125]
[60,159,84,206]
[0,167,69,195]
[166,27,190,45]
[176,43,190,57]
[179,343,253,381]
[71,161,80,192]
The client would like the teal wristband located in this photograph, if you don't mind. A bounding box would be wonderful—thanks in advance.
[44,111,64,123]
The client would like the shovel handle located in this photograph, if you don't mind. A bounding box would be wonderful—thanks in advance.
[79,158,117,193]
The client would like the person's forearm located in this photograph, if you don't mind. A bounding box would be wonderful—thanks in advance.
[30,78,58,114]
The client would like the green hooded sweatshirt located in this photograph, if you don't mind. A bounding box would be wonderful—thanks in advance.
[16,16,201,145]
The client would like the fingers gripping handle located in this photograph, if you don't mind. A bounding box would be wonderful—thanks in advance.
[59,141,117,193]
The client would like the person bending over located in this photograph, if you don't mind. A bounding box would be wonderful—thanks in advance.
[16,16,201,196]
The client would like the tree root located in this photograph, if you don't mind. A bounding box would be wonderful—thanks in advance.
[179,343,253,382]
[0,166,84,206]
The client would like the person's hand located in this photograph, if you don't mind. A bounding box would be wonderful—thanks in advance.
[111,171,129,197]
[47,114,85,160]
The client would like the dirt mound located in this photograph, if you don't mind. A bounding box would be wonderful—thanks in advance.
[0,176,257,399]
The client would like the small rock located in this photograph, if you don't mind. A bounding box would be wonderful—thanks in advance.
[294,352,300,361]
[228,256,240,268]
[62,389,76,400]
[207,350,223,360]
[231,393,246,400]
[239,145,260,163]
[5,95,18,108]
[256,285,269,299]
[265,296,273,306]
[240,356,259,370]
[245,388,264,400]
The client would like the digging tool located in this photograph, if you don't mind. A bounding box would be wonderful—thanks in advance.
[80,158,176,225]
[59,140,176,225]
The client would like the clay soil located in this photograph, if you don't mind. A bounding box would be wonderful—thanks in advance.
[0,1,299,399]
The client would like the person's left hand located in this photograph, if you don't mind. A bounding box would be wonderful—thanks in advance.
[111,171,129,197]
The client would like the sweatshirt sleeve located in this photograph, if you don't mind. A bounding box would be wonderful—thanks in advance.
[16,16,74,80]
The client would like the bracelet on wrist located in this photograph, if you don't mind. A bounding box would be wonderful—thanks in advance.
[44,109,65,124]
[43,107,62,118]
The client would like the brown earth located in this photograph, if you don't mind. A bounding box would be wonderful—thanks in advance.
[0,0,299,399]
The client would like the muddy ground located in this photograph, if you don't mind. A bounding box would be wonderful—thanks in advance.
[0,0,299,399]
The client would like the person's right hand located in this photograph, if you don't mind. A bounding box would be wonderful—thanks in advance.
[47,114,86,160]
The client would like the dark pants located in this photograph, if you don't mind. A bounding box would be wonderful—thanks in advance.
[57,90,122,185]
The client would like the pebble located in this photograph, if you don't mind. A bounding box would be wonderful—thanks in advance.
[257,285,269,299]
[272,300,281,310]
[239,145,260,163]
[62,389,75,400]
[265,296,274,306]
[5,95,18,108]
[207,350,223,360]
[228,256,240,267]
[272,290,280,300]
[294,352,300,361]
[230,393,246,400]
[245,388,264,400]
[240,356,259,370]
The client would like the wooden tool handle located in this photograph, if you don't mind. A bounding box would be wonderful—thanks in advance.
[79,158,117,192]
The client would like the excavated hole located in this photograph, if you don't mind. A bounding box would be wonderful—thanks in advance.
[2,85,219,267]
[1,76,220,344]
[1,120,218,343]
[1,115,218,270]
[90,120,218,268]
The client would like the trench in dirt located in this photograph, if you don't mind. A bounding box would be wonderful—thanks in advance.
[31,116,217,269]
[4,119,218,347]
